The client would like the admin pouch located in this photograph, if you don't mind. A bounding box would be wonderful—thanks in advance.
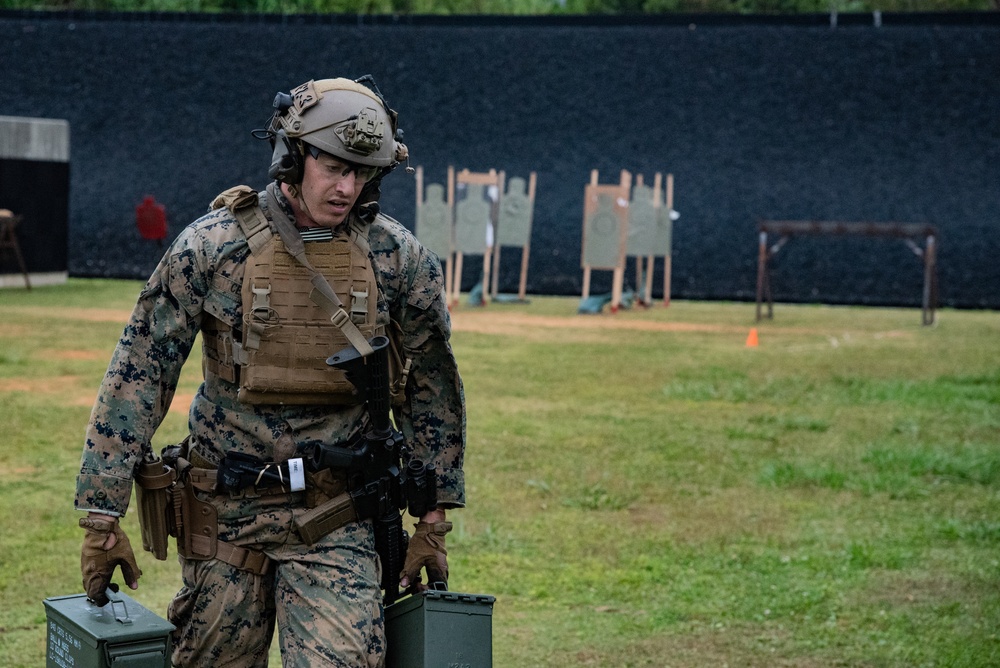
[43,590,174,668]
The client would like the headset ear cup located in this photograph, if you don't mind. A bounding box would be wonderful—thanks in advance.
[359,175,383,206]
[268,130,303,184]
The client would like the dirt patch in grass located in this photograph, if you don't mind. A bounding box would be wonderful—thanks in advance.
[0,464,41,477]
[451,311,749,337]
[629,487,794,546]
[449,309,910,345]
[0,323,31,337]
[0,375,193,416]
[0,375,83,394]
[860,569,976,608]
[37,349,107,361]
[169,393,195,415]
[5,305,909,415]
[8,306,132,323]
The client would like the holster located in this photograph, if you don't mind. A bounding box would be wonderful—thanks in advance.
[159,438,220,561]
[133,456,177,561]
[159,440,272,575]
[176,469,219,561]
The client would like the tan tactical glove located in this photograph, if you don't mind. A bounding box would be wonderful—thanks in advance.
[400,521,452,593]
[80,515,141,606]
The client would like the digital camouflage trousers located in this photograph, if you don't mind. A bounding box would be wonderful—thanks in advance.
[167,516,384,668]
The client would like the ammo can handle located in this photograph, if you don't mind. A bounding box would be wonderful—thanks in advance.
[106,589,133,625]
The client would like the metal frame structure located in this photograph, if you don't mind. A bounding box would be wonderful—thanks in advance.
[756,220,938,326]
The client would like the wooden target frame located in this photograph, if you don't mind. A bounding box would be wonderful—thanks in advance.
[414,165,455,306]
[0,211,30,289]
[626,173,675,307]
[581,169,632,312]
[662,173,675,306]
[453,168,503,306]
[492,172,537,301]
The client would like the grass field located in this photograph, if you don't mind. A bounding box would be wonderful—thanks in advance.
[1,278,998,667]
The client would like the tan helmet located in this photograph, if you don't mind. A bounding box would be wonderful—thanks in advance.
[265,76,409,184]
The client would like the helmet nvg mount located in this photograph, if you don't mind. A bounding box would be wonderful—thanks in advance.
[263,76,409,185]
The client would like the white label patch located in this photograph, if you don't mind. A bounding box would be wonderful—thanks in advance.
[288,458,306,492]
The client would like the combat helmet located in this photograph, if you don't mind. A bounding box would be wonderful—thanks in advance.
[261,76,409,189]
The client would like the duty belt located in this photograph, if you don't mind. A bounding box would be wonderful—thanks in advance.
[186,446,361,547]
[183,446,306,499]
[187,466,298,500]
[216,451,308,497]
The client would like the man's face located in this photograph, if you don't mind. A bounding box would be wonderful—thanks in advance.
[297,151,376,227]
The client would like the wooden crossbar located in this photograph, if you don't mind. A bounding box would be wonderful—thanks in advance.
[756,219,938,326]
[760,220,936,239]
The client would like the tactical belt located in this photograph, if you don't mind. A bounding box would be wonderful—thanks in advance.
[187,451,359,554]
[215,540,271,576]
[189,446,302,498]
[188,466,296,500]
[189,464,360,545]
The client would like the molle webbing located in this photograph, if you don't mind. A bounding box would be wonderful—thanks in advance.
[237,219,380,406]
[202,185,409,406]
[201,316,239,384]
[261,182,375,360]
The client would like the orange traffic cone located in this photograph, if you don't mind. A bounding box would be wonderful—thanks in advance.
[745,328,759,347]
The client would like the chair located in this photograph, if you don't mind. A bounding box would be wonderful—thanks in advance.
[0,210,31,289]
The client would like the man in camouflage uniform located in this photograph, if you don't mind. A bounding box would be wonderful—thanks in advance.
[76,76,465,667]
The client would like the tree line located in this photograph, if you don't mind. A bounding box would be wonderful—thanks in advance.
[7,0,998,16]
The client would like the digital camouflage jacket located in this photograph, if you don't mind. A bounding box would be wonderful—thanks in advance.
[76,186,465,518]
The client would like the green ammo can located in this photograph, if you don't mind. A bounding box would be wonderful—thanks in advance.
[43,591,174,667]
[385,591,496,668]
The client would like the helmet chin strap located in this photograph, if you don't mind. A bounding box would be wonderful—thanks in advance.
[284,183,322,228]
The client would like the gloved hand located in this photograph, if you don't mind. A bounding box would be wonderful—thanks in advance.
[399,521,452,594]
[79,515,141,606]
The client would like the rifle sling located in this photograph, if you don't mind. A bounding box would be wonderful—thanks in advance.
[262,183,374,358]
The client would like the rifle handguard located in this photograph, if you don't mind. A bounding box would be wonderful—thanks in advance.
[403,459,437,519]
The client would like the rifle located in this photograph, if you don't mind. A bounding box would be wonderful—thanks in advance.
[306,335,436,605]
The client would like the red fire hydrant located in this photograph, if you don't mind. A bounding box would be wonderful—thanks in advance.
[136,196,167,246]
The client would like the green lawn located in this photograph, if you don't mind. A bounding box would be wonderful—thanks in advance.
[1,279,998,666]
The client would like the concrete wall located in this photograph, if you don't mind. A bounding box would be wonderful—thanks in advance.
[0,11,997,307]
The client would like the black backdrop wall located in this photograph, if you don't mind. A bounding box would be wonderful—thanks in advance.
[1,12,997,307]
